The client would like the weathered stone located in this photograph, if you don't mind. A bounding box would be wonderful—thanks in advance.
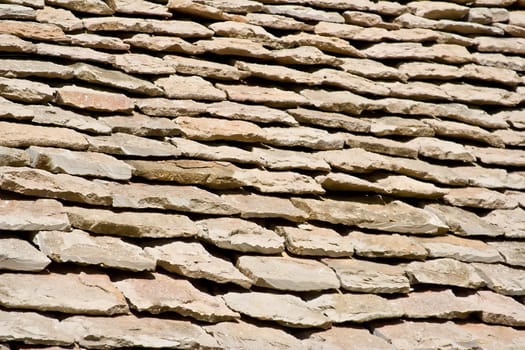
[0,272,128,315]
[87,133,180,157]
[0,20,66,41]
[497,109,525,129]
[461,63,521,86]
[217,83,308,108]
[65,206,199,238]
[34,230,155,271]
[113,53,175,75]
[349,231,428,260]
[0,77,54,103]
[346,134,418,158]
[35,43,114,65]
[488,241,525,267]
[304,326,395,350]
[309,293,403,323]
[235,61,320,85]
[293,197,447,234]
[237,255,339,292]
[253,147,330,171]
[56,86,133,113]
[209,21,279,46]
[444,187,517,209]
[61,315,219,349]
[370,174,448,198]
[205,321,304,350]
[476,36,525,55]
[245,12,313,31]
[459,323,525,350]
[223,292,330,329]
[300,89,374,115]
[145,241,252,288]
[168,0,234,20]
[208,101,297,126]
[423,118,504,148]
[492,129,525,146]
[468,290,525,326]
[263,127,345,150]
[0,97,33,120]
[442,82,520,106]
[316,172,381,192]
[222,193,307,222]
[381,81,450,101]
[280,32,364,57]
[0,198,69,231]
[103,113,177,137]
[405,258,486,289]
[368,117,435,137]
[156,75,226,101]
[417,235,503,263]
[125,34,203,54]
[175,117,265,142]
[343,10,393,27]
[467,146,525,168]
[69,33,130,50]
[0,0,44,7]
[31,105,110,134]
[0,238,50,271]
[165,55,248,81]
[265,4,344,22]
[171,137,260,165]
[287,108,370,133]
[115,273,239,322]
[340,57,405,80]
[407,1,469,19]
[0,59,73,79]
[0,4,35,19]
[473,263,525,295]
[27,146,132,180]
[278,225,353,257]
[0,167,111,205]
[395,13,503,36]
[195,37,272,58]
[406,137,475,162]
[0,146,29,167]
[322,258,410,293]
[314,68,390,96]
[47,0,113,14]
[470,7,509,24]
[363,42,472,64]
[197,0,263,13]
[36,7,83,31]
[398,61,462,80]
[0,33,34,53]
[236,169,324,194]
[109,0,171,17]
[272,46,342,66]
[136,98,207,117]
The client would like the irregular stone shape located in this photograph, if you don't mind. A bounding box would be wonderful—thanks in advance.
[367,116,434,137]
[87,133,180,157]
[47,0,113,14]
[0,98,34,120]
[27,146,132,180]
[0,20,66,41]
[374,320,477,350]
[368,174,447,198]
[68,33,130,51]
[423,118,504,148]
[61,315,219,349]
[31,104,111,135]
[0,167,112,205]
[417,235,503,263]
[0,238,50,271]
[136,98,207,117]
[115,273,238,322]
[0,33,34,53]
[0,4,35,19]
[0,272,128,315]
[442,82,520,106]
[168,0,234,20]
[235,168,324,195]
[56,86,133,113]
[36,7,83,31]
[346,134,418,158]
[0,121,86,150]
[197,218,283,254]
[476,36,525,56]
[424,204,503,237]
[36,43,115,64]
[0,198,69,231]
[406,137,474,162]
[109,0,171,17]
[461,63,521,87]
[245,12,313,31]
[156,75,226,101]
[339,57,405,80]
[497,109,525,129]
[304,326,395,350]
[102,113,176,137]
[343,10,392,27]
[322,258,410,293]
[237,255,339,292]
[253,147,330,171]
[349,231,428,260]
[217,83,308,108]
[287,107,370,133]
[263,127,345,150]
[0,146,28,166]
[265,4,344,22]
[316,172,381,193]
[209,21,279,46]
[0,58,73,79]
[66,206,198,238]
[381,81,450,101]
[300,89,374,115]
[145,241,251,288]
[407,1,469,19]
[34,229,155,271]
[124,33,203,54]
[195,37,273,59]
[444,187,517,209]
[280,32,364,57]
[293,197,447,234]
[363,42,472,64]
[460,323,525,350]
[223,292,330,329]
[468,146,525,167]
[113,53,175,75]
[235,61,320,86]
[0,76,54,103]
[72,63,162,97]
[273,46,342,66]
[470,290,525,327]
[208,101,297,126]
[205,321,304,350]
[171,137,260,165]
[405,258,485,289]
[222,193,307,222]
[278,225,353,257]
[0,310,74,345]
[473,263,525,295]
[175,117,264,143]
[164,55,248,81]
[488,241,525,267]
[398,61,462,80]
[314,68,390,96]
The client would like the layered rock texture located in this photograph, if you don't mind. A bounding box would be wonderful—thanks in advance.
[0,0,525,349]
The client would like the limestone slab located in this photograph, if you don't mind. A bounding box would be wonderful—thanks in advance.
[0,33,34,53]
[125,34,203,54]
[262,127,346,150]
[56,86,133,113]
[113,53,175,75]
[165,55,248,81]
[370,174,447,198]
[444,187,517,209]
[398,61,462,80]
[36,7,83,31]
[0,146,29,167]
[468,146,525,167]
[168,0,234,20]
[110,0,171,17]
[36,43,115,65]
[406,137,475,162]
[235,61,320,85]
[222,193,307,222]
[459,323,525,350]
[0,58,73,79]
[405,258,486,289]
[473,262,525,295]
[345,134,418,158]
[0,198,69,231]
[47,0,113,14]
[156,75,226,101]
[287,107,370,133]
[418,235,502,263]
[0,237,50,271]
[423,118,504,148]
[171,137,260,165]
[300,89,374,115]
[252,147,330,171]
[0,20,66,41]
[235,168,324,194]
[488,241,525,267]
[175,117,265,143]
[209,21,279,46]
[349,231,428,260]
[217,83,309,108]
[102,113,177,137]
[314,68,389,96]
[368,116,435,137]
[280,32,364,57]
[246,12,313,31]
[136,98,207,117]
[273,46,343,66]
[278,225,353,257]
[87,133,180,157]
[304,327,395,350]
[265,4,344,22]
[208,101,297,125]
[339,57,404,80]
[0,77,54,103]
[69,33,130,51]
[0,4,35,19]
[195,37,273,59]
[30,105,111,135]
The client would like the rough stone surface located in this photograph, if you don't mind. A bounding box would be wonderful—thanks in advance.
[113,53,175,75]
[36,7,83,32]
[68,33,130,50]
[444,187,517,209]
[0,238,51,272]
[0,198,69,231]
[87,133,180,157]
[102,113,178,137]
[0,77,54,103]
[252,147,330,171]
[473,263,525,295]
[483,208,525,238]
[287,107,370,133]
[488,241,525,267]
[156,75,226,101]
[56,86,133,113]
[36,42,115,64]
[405,258,486,289]
[263,127,346,150]
[349,231,428,260]
[30,105,111,135]
[304,327,395,350]
[124,33,203,54]
[217,83,309,108]
[165,55,248,81]
[235,168,324,194]
[0,59,73,79]
[278,225,354,257]
[171,137,260,165]
[175,117,265,143]
[195,37,273,58]
[47,0,113,14]
[222,193,307,222]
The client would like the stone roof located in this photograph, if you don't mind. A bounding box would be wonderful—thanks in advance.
[0,0,525,349]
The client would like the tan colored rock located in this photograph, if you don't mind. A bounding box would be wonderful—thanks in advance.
[168,0,237,20]
[405,258,485,289]
[209,21,279,46]
[445,187,517,209]
[315,68,389,96]
[368,116,434,137]
[316,172,381,192]
[0,77,54,103]
[238,168,325,195]
[31,104,104,133]
[175,117,265,142]
[47,0,113,14]
[371,174,448,198]
[0,97,33,120]
[461,63,521,86]
[69,33,129,51]
[473,263,525,295]
[346,134,418,158]
[280,32,364,57]
[102,112,177,137]
[237,255,339,292]
[364,42,472,64]
[109,0,171,17]
[0,272,127,315]
[208,101,297,126]
[235,61,320,85]
[223,292,330,329]
[0,0,44,7]
[0,33,34,53]
[0,58,73,79]
[198,0,260,13]
[253,147,330,171]
[417,235,502,263]
[407,137,474,162]
[278,225,353,257]
[156,75,226,101]
[265,4,344,22]
[56,86,133,113]
[197,217,283,254]
[476,36,525,55]
[0,167,112,205]
[468,146,525,167]
[85,17,211,37]
[124,33,203,54]
[468,290,525,326]
[273,46,342,66]
[65,206,199,238]
[398,61,462,80]
[115,273,239,322]
[263,127,345,150]
[170,137,260,165]
[293,197,447,234]
[0,146,28,167]
[339,57,405,80]
[460,323,525,350]
[113,53,175,75]
[165,55,248,81]
[343,10,392,27]
[34,229,155,271]
[61,315,219,349]
[36,7,83,31]
[136,98,207,117]
[27,146,132,180]
[87,133,180,157]
[382,81,451,102]
[145,241,252,288]
[222,193,307,222]
[0,4,35,19]
[423,118,504,148]
[0,20,66,41]
[309,293,403,323]
[245,12,313,31]
[489,241,525,267]
[407,1,469,19]
[287,107,370,133]
[195,37,272,59]
[0,198,69,231]
[493,129,525,146]
[0,238,50,271]
[442,82,520,106]
[304,326,395,350]
[301,89,373,115]
[217,83,308,108]
[349,231,428,260]
[36,43,114,64]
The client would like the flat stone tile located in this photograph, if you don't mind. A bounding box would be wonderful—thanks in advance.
[30,105,111,135]
[0,237,51,271]
[207,101,297,125]
[473,262,525,295]
[405,258,486,289]
[87,133,180,157]
[278,225,354,257]
[217,83,309,108]
[0,198,69,231]
[222,193,308,222]
[416,235,503,263]
[0,122,88,150]
[349,231,428,260]
[303,326,395,350]
[0,77,54,103]
[467,290,525,326]
[488,241,525,267]
[102,112,178,137]
[56,86,134,113]
[36,43,115,65]
[174,117,265,143]
[483,208,525,238]
[0,58,73,79]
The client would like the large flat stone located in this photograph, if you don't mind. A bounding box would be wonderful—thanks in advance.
[303,326,395,350]
[0,20,66,41]
[345,135,417,159]
[468,290,525,326]
[273,46,343,66]
[30,105,111,135]
[0,33,34,53]
[459,323,525,350]
[34,229,155,271]
[405,258,486,289]
[87,133,180,157]
[171,137,260,165]
[287,107,370,133]
[0,58,73,79]
[47,0,113,14]
[235,168,324,194]
[56,86,133,113]
[0,77,54,103]
[165,55,248,81]
[348,231,428,260]
[115,273,239,322]
[483,208,525,238]
[278,225,354,257]
[252,147,330,171]
[36,7,83,31]
[281,32,364,57]
[0,198,69,231]
[174,117,265,143]
[0,237,50,271]
[235,61,320,85]
[69,33,129,50]
[36,43,115,65]
[217,83,308,108]
[473,262,525,295]
[102,113,177,137]
[444,187,518,209]
[195,37,273,59]
[110,0,171,17]
[208,101,297,126]
[0,146,29,166]
[406,137,475,162]
[156,75,226,101]
[416,235,503,263]
[488,241,525,267]
[222,193,307,222]
[423,118,504,148]
[262,126,346,150]
[114,53,175,74]
[125,33,203,54]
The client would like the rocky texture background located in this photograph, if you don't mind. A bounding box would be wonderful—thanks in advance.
[0,0,525,349]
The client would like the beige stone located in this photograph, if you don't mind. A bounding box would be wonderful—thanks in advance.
[0,58,73,79]
[423,118,504,148]
[124,34,203,54]
[0,20,66,41]
[0,32,34,53]
[69,33,129,51]
[34,229,155,271]
[314,68,389,96]
[113,53,175,75]
[445,187,517,209]
[165,55,248,81]
[65,206,199,238]
[115,273,239,322]
[278,225,353,257]
[195,37,273,59]
[0,77,54,103]
[0,272,127,315]
[36,7,83,31]
[461,63,521,86]
[368,116,434,137]
[0,146,29,167]
[253,147,330,171]
[489,241,525,267]
[156,75,226,101]
[47,0,113,14]
[196,0,263,14]
[408,1,469,19]
[309,293,403,323]
[0,198,69,231]
[235,61,320,85]
[0,4,35,19]
[136,98,207,117]
[87,133,180,157]
[208,101,297,125]
[405,258,486,289]
[171,137,260,165]
[0,238,50,271]
[273,46,342,66]
[245,12,313,31]
[223,292,330,328]
[222,193,307,222]
[168,0,238,20]
[0,167,112,205]
[492,129,525,146]
[287,108,370,133]
[109,0,171,17]
[442,82,520,106]
[209,21,279,46]
[398,61,462,80]
[468,146,525,167]
[417,235,503,263]
[349,231,428,260]
[300,89,374,115]
[56,86,133,113]
[266,4,344,22]
[175,117,265,142]
[323,258,410,293]
[476,36,525,55]
[363,42,472,64]
[473,263,525,295]
[36,43,115,64]
[102,112,177,137]
[346,134,418,158]
[371,174,448,198]
[237,255,339,292]
[304,326,395,350]
[343,10,392,27]
[469,290,525,326]
[407,137,475,162]
[217,83,308,108]
[339,57,405,80]
[459,323,525,350]
[145,241,252,288]
[263,127,345,150]
[280,32,364,57]
[0,0,44,6]
[197,217,284,254]
[0,98,34,119]
[316,172,381,192]
[237,168,324,194]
